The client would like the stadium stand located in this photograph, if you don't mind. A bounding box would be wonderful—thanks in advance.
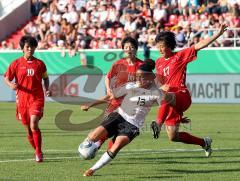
[1,0,240,50]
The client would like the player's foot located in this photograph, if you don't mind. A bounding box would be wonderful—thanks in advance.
[151,121,160,139]
[203,137,212,157]
[35,153,43,162]
[83,169,94,176]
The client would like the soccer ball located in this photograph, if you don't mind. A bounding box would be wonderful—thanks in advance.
[78,140,98,160]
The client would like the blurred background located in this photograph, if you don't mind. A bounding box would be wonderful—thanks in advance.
[0,0,239,104]
[1,0,240,50]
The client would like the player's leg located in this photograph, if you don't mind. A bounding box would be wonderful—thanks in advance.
[166,90,212,157]
[29,103,44,162]
[23,124,36,149]
[84,112,117,149]
[30,115,43,162]
[165,124,212,157]
[87,126,109,143]
[95,105,119,149]
[94,114,110,149]
[156,101,170,125]
[18,107,36,149]
[83,114,139,176]
[83,135,130,176]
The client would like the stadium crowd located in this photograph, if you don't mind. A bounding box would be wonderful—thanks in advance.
[1,0,240,51]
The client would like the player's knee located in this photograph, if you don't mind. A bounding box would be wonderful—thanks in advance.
[30,122,39,131]
[88,126,108,142]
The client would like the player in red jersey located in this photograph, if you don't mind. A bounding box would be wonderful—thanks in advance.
[105,37,143,113]
[151,24,228,157]
[4,35,51,162]
[81,37,143,148]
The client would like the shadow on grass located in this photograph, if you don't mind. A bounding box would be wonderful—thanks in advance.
[168,168,240,174]
[138,175,182,179]
[125,154,240,160]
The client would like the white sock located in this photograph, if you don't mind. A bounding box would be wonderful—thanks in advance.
[90,152,113,171]
[94,141,102,148]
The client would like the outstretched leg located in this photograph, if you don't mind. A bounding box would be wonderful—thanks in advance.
[166,125,212,157]
[83,135,130,176]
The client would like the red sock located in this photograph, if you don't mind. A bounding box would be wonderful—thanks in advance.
[107,139,114,149]
[32,129,42,155]
[27,134,36,149]
[99,135,108,145]
[156,103,170,125]
[178,132,205,147]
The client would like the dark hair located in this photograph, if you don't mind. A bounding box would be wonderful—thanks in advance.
[139,59,155,72]
[121,36,138,50]
[155,31,176,50]
[19,35,38,49]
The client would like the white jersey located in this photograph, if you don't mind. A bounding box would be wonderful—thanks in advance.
[112,82,163,128]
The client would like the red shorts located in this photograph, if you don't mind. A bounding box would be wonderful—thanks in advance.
[157,89,191,126]
[16,102,44,125]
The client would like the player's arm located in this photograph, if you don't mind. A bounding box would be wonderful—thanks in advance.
[112,83,130,98]
[4,62,17,90]
[42,71,51,97]
[105,76,113,96]
[4,77,18,90]
[194,23,227,51]
[81,95,110,111]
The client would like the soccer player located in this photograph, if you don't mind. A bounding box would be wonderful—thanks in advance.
[85,37,143,148]
[4,35,51,162]
[81,60,173,176]
[151,23,228,157]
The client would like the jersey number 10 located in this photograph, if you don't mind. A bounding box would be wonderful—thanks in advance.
[27,69,35,76]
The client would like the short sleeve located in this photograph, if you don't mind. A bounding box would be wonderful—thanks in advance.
[112,82,136,98]
[177,46,197,64]
[41,62,47,74]
[4,61,16,81]
[107,63,117,79]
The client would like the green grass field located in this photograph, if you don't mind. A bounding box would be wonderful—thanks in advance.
[0,102,240,181]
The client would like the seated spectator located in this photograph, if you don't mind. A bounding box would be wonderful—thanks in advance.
[2,0,238,50]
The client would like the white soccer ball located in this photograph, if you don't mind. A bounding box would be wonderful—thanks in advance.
[78,140,98,160]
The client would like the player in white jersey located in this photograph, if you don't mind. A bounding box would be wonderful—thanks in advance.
[81,59,173,176]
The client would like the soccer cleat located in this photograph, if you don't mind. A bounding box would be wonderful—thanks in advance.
[35,153,43,162]
[151,121,160,139]
[203,137,212,157]
[83,169,94,176]
[180,117,191,124]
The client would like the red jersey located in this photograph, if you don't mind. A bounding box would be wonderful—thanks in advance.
[107,58,143,88]
[4,56,47,108]
[106,58,143,113]
[156,47,197,91]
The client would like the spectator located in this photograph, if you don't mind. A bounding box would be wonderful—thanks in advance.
[3,0,239,50]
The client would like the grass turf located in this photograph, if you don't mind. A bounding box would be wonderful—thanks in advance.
[0,102,240,181]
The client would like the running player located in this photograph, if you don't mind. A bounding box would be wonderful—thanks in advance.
[82,37,143,148]
[4,35,51,162]
[81,59,172,176]
[151,23,228,157]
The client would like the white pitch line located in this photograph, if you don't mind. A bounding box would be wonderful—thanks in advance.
[0,148,239,163]
[0,147,239,154]
[0,156,78,163]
